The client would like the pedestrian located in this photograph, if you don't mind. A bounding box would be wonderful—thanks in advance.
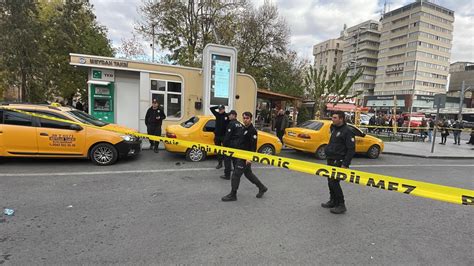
[369,115,376,133]
[75,101,83,111]
[321,111,356,214]
[221,111,268,201]
[439,119,449,145]
[467,129,474,145]
[420,118,427,141]
[428,119,434,143]
[210,105,232,175]
[274,110,289,142]
[145,99,166,153]
[451,120,463,145]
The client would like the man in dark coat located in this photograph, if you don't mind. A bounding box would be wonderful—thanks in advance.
[145,99,166,153]
[321,111,356,214]
[210,105,230,171]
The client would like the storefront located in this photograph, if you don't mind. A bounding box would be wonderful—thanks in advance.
[69,45,258,133]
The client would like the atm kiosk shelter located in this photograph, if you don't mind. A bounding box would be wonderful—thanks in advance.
[69,44,258,133]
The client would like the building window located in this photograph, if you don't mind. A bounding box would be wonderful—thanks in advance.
[150,79,183,119]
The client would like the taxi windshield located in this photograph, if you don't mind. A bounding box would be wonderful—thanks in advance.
[67,110,109,127]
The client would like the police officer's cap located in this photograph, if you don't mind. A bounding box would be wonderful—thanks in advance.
[218,105,225,110]
[229,110,237,116]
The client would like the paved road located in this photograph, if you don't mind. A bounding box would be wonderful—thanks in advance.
[1,150,472,264]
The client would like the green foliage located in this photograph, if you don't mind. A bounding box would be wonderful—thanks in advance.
[304,66,364,115]
[137,0,304,96]
[297,106,312,125]
[0,0,114,102]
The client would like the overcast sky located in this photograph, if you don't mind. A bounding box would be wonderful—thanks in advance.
[89,0,473,63]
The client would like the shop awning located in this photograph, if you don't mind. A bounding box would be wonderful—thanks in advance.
[87,80,110,86]
[326,103,369,112]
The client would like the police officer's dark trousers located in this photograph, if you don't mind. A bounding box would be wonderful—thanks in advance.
[214,136,231,171]
[327,159,345,204]
[230,158,265,192]
[147,125,161,147]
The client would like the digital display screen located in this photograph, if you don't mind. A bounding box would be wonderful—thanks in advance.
[95,87,110,95]
[210,54,230,106]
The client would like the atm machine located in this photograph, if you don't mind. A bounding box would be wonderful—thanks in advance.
[89,83,115,123]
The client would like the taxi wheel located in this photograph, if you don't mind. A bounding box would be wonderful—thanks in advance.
[90,143,118,166]
[258,144,275,155]
[315,145,327,160]
[185,148,207,162]
[367,145,381,159]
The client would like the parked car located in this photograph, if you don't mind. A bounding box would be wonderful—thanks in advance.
[283,120,384,159]
[0,103,141,165]
[164,116,282,162]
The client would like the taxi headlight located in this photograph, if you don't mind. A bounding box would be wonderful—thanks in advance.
[121,135,136,142]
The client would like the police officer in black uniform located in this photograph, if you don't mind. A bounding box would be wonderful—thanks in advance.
[222,111,268,201]
[145,99,166,153]
[321,110,355,214]
[210,105,231,173]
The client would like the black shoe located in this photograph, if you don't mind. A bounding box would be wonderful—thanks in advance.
[256,186,268,198]
[458,143,460,145]
[221,192,237,201]
[220,175,230,180]
[330,204,347,214]
[216,162,223,169]
[321,200,336,209]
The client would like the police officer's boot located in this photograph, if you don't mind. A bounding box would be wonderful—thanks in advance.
[256,186,268,198]
[216,161,223,169]
[221,190,237,201]
[330,203,347,214]
[220,175,230,180]
[321,199,336,208]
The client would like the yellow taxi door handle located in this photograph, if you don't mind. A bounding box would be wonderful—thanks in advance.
[40,132,49,136]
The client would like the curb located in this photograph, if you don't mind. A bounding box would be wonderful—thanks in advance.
[383,151,474,159]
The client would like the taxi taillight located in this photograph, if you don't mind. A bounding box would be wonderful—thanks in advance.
[166,132,177,138]
[298,133,311,139]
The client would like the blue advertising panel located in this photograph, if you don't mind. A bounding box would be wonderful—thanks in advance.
[210,54,231,106]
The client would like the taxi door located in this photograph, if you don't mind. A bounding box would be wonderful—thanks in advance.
[35,111,86,156]
[1,110,38,155]
[202,119,216,155]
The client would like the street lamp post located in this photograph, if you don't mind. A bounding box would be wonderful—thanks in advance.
[151,23,156,62]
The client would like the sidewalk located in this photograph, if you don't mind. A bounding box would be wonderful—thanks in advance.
[383,136,474,159]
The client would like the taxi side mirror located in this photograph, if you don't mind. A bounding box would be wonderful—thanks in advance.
[70,124,83,131]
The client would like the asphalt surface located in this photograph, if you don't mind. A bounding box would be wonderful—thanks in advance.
[0,150,473,265]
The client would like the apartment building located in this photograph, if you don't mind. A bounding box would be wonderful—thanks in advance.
[341,20,381,96]
[313,38,345,77]
[370,0,454,112]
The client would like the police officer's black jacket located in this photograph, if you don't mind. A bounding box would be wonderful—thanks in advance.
[145,107,166,127]
[238,123,258,152]
[210,106,229,137]
[324,123,356,167]
[223,119,243,148]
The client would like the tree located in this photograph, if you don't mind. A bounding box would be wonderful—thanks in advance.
[136,0,246,66]
[116,33,147,61]
[304,66,364,118]
[0,0,43,102]
[38,0,114,103]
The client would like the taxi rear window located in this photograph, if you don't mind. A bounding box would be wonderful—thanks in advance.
[297,121,323,131]
[181,117,199,128]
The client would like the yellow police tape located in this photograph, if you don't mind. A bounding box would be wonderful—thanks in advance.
[2,107,473,206]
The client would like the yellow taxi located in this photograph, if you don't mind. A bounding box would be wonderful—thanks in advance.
[0,103,141,165]
[283,120,384,159]
[164,116,282,161]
